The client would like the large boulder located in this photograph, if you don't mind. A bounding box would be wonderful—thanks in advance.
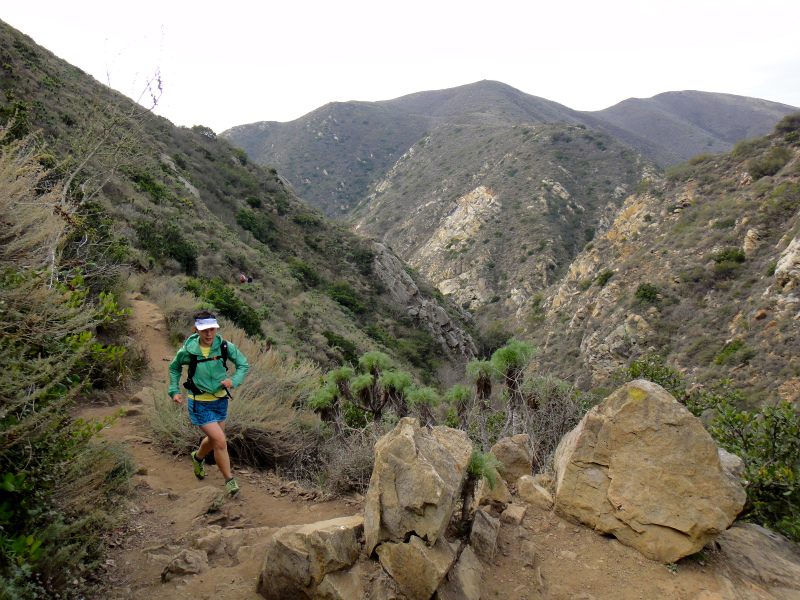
[363,418,473,554]
[490,434,532,483]
[715,522,800,594]
[553,379,746,563]
[256,515,363,600]
[376,536,457,600]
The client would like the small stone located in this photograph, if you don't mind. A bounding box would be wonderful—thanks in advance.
[500,503,527,525]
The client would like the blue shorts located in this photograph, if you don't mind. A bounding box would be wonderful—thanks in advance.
[187,397,228,426]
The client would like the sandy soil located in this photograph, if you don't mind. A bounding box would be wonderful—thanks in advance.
[79,296,730,600]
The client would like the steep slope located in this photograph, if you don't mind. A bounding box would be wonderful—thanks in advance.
[0,19,473,377]
[221,81,583,217]
[351,119,656,335]
[524,114,800,403]
[584,90,799,167]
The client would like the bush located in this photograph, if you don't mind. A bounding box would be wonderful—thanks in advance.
[762,183,800,225]
[775,112,800,134]
[135,219,197,274]
[687,383,800,541]
[236,209,276,246]
[612,355,684,398]
[327,282,366,314]
[749,146,792,181]
[634,282,660,304]
[596,270,614,288]
[185,278,264,338]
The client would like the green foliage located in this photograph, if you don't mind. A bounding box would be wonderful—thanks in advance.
[687,383,800,541]
[761,183,800,225]
[191,124,216,139]
[712,218,736,229]
[749,146,792,181]
[327,281,366,314]
[125,167,171,204]
[490,339,539,375]
[231,146,248,166]
[322,330,358,365]
[292,213,321,227]
[288,258,321,287]
[612,355,685,398]
[245,195,261,208]
[466,450,503,490]
[135,218,197,274]
[236,209,276,246]
[407,386,441,407]
[714,339,756,366]
[634,282,660,304]
[596,270,614,288]
[775,113,800,134]
[185,278,264,338]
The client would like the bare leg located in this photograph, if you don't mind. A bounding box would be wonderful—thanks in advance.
[197,421,232,480]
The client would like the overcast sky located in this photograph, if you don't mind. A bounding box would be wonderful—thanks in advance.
[4,0,800,134]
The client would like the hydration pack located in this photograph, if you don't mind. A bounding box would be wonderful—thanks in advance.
[183,340,228,396]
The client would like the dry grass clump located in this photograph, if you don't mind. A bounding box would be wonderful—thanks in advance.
[148,314,323,471]
[316,428,378,495]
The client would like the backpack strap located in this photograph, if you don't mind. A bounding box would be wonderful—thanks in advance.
[183,339,229,396]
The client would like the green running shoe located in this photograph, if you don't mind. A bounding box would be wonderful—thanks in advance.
[225,477,240,498]
[191,451,205,480]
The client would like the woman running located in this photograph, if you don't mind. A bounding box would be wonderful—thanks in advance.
[168,310,249,497]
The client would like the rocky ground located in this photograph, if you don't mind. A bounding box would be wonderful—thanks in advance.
[77,297,800,600]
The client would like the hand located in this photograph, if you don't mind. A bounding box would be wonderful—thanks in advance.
[221,378,233,389]
[172,394,183,404]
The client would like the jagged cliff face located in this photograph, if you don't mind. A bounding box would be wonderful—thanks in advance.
[353,121,655,329]
[371,243,477,358]
[525,120,800,403]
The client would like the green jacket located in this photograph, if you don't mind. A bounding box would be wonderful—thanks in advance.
[168,334,249,397]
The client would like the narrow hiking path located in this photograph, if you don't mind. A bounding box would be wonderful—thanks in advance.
[76,295,731,600]
[77,295,357,600]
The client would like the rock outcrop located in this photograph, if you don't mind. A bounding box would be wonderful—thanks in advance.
[553,379,746,563]
[364,418,473,554]
[490,434,533,483]
[256,515,363,600]
[372,242,476,357]
[775,236,800,291]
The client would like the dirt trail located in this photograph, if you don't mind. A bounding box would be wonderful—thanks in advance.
[80,296,728,600]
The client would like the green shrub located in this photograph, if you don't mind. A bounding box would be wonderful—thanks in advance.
[762,183,800,225]
[596,270,614,288]
[322,331,358,365]
[245,195,261,208]
[612,355,684,398]
[185,278,264,338]
[292,213,321,227]
[749,146,792,181]
[236,209,276,246]
[327,282,366,314]
[687,382,800,541]
[289,259,321,287]
[634,282,660,304]
[712,248,746,264]
[135,219,197,274]
[713,218,736,229]
[775,112,800,134]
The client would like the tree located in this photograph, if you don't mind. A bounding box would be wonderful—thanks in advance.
[460,450,503,525]
[466,359,494,450]
[407,386,441,427]
[490,339,539,434]
[445,384,471,430]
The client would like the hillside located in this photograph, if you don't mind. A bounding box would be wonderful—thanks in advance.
[0,19,473,378]
[583,90,800,167]
[351,119,655,337]
[523,115,800,403]
[222,82,798,222]
[221,81,584,217]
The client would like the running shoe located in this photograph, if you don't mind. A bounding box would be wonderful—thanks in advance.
[225,477,240,498]
[191,451,205,480]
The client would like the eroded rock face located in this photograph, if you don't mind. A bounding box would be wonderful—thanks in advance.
[363,418,472,554]
[256,515,363,600]
[161,549,207,582]
[554,380,746,563]
[775,236,800,291]
[371,242,476,357]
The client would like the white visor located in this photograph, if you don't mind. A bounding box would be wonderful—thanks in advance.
[195,318,219,330]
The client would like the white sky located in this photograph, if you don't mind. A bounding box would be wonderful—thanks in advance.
[4,0,800,134]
